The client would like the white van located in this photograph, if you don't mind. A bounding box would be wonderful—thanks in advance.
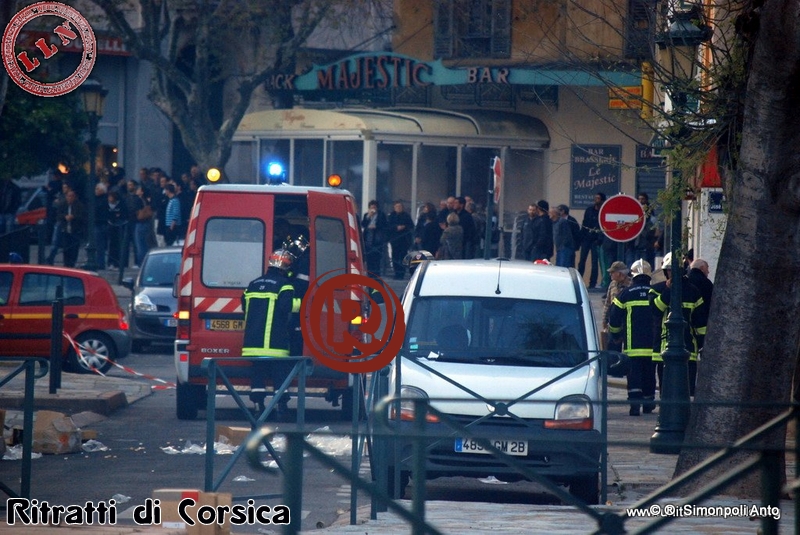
[387,259,603,503]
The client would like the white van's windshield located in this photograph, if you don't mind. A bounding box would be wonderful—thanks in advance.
[404,296,588,367]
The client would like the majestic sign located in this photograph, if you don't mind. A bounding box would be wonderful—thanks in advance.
[569,144,622,209]
[269,52,641,92]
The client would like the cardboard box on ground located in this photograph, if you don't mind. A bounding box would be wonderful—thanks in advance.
[1,409,99,455]
[215,425,252,447]
[154,489,232,535]
[33,410,82,454]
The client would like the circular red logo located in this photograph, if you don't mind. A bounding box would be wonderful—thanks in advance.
[301,272,405,374]
[2,2,96,97]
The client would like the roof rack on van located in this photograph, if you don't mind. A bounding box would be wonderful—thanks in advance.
[569,268,584,307]
[412,257,431,297]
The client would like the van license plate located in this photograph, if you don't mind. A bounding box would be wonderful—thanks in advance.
[454,438,527,456]
[206,319,244,331]
[163,318,178,327]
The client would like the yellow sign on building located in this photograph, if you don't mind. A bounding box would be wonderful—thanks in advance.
[608,86,643,110]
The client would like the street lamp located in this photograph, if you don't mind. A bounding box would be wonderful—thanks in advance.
[649,6,711,455]
[79,78,108,271]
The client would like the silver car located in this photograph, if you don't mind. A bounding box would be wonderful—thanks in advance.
[122,247,182,352]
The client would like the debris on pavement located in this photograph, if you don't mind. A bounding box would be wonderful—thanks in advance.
[2,444,42,460]
[81,439,110,452]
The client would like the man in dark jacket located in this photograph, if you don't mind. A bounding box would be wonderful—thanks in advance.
[687,258,714,310]
[561,205,582,267]
[530,199,553,261]
[0,180,21,235]
[387,201,414,279]
[93,182,110,269]
[521,204,537,260]
[361,200,387,276]
[420,210,442,257]
[106,190,127,268]
[553,204,577,268]
[578,192,606,288]
[454,196,476,259]
[56,189,86,268]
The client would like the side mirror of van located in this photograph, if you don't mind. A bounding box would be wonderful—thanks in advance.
[121,277,135,291]
[173,273,179,298]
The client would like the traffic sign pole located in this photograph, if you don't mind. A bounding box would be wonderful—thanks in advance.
[485,157,502,260]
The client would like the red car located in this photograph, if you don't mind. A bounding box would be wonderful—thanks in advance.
[15,186,47,226]
[0,265,131,373]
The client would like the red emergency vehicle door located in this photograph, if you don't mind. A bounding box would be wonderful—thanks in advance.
[305,191,365,360]
[185,191,275,360]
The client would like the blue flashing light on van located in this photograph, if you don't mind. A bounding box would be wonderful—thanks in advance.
[264,161,286,184]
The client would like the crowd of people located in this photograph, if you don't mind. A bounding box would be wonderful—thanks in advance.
[520,191,662,291]
[361,190,666,286]
[42,164,206,269]
[360,195,487,279]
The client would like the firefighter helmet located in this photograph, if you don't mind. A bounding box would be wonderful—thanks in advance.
[268,248,295,271]
[630,259,652,277]
[283,234,309,260]
[661,252,673,270]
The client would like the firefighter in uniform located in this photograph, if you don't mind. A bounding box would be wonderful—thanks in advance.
[648,252,708,397]
[609,259,656,416]
[242,247,303,417]
[283,235,310,356]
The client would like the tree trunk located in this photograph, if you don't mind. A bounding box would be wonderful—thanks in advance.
[674,0,800,497]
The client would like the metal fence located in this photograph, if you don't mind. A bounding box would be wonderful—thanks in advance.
[0,357,48,500]
[243,394,797,535]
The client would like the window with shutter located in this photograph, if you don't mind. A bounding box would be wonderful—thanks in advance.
[434,0,511,59]
[625,0,655,60]
[490,0,511,57]
[435,0,455,58]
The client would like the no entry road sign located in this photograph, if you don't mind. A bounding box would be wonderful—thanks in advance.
[598,194,645,242]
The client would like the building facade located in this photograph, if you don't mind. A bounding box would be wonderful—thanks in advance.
[229,0,664,238]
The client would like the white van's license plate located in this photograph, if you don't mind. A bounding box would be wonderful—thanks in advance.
[454,438,527,456]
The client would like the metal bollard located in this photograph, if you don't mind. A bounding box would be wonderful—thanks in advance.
[118,222,129,285]
[37,222,47,265]
[49,285,63,393]
[760,449,780,535]
[373,368,389,516]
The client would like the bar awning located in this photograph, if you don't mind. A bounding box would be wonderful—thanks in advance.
[235,107,550,150]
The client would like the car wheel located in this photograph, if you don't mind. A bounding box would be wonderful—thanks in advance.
[176,382,204,420]
[386,467,410,499]
[568,474,600,505]
[68,332,116,374]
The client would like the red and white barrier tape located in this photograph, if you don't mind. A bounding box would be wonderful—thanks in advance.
[63,332,177,389]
